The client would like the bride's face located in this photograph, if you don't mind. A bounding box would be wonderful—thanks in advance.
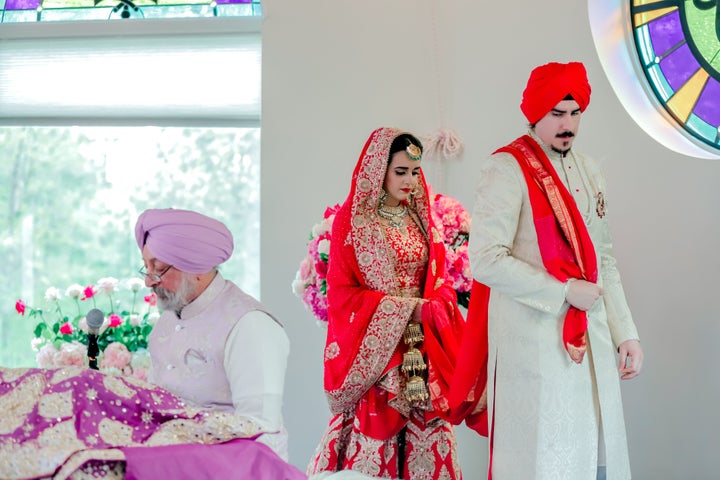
[382,151,421,206]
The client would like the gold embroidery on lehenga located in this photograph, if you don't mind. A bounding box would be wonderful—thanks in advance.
[86,388,98,401]
[98,418,135,445]
[358,251,374,266]
[406,418,458,480]
[150,392,165,407]
[0,367,29,383]
[146,413,261,446]
[50,367,84,385]
[380,299,397,314]
[325,341,340,360]
[103,376,136,400]
[55,448,126,480]
[350,434,384,477]
[38,390,74,419]
[0,421,85,479]
[0,373,46,434]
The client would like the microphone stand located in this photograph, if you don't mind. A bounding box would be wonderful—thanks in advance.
[87,334,99,370]
[86,308,104,371]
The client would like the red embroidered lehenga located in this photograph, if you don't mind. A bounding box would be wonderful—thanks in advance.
[307,128,483,480]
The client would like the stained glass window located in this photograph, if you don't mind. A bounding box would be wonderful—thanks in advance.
[0,0,260,22]
[631,0,720,150]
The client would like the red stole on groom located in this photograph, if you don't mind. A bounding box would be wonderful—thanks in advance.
[496,135,598,362]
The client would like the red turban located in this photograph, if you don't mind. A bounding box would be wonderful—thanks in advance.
[135,208,234,274]
[520,62,591,125]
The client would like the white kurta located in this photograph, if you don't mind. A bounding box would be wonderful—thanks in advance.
[468,132,639,480]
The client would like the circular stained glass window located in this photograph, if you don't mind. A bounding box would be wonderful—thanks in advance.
[631,1,720,150]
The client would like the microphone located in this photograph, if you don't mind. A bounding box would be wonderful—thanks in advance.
[86,308,104,370]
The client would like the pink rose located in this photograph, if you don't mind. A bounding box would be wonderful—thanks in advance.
[15,299,26,316]
[299,257,315,283]
[36,343,59,367]
[315,260,328,279]
[59,322,74,335]
[55,342,87,367]
[107,314,123,328]
[81,285,96,301]
[100,342,132,370]
[144,293,157,306]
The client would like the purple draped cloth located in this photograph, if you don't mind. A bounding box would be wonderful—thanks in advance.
[0,367,303,480]
[123,438,306,480]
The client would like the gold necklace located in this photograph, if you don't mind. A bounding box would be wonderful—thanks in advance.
[377,203,408,228]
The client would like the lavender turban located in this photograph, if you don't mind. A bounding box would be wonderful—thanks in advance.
[135,208,234,274]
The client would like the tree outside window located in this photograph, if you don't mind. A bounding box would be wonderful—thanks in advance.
[0,126,260,367]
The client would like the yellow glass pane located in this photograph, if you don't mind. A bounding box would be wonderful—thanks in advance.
[667,69,709,123]
[634,6,677,27]
[633,0,667,5]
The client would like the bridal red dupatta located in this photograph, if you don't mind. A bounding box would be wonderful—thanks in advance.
[322,127,484,440]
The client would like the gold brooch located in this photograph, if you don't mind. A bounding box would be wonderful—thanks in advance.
[595,191,606,218]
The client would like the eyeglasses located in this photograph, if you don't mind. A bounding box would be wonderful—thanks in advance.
[138,264,174,283]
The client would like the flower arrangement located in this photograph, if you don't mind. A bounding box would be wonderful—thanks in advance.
[429,193,472,308]
[292,193,473,325]
[291,204,341,324]
[15,277,159,380]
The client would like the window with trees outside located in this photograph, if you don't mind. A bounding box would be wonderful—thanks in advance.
[0,19,261,368]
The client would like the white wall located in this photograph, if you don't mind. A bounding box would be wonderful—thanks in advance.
[261,1,720,478]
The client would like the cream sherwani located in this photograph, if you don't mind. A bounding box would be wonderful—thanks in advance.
[468,132,639,480]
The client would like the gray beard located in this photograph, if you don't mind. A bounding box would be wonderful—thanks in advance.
[154,274,194,313]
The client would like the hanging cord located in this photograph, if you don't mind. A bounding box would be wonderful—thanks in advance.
[421,0,465,191]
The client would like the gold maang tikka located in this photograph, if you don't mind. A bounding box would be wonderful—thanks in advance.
[405,142,422,161]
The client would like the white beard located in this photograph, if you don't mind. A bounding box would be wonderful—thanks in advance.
[154,273,194,313]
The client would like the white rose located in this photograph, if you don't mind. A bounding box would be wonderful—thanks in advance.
[131,349,152,370]
[36,343,59,367]
[291,276,306,296]
[317,239,331,256]
[96,277,119,295]
[30,337,44,352]
[78,316,89,333]
[127,278,145,293]
[44,287,62,302]
[129,314,141,327]
[65,284,84,298]
[311,220,327,238]
[147,311,161,326]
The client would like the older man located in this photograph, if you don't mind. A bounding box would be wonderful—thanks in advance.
[135,207,290,461]
[467,62,643,480]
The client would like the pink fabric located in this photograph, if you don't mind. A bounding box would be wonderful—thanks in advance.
[122,439,307,480]
[0,366,267,479]
[135,208,234,274]
[520,62,591,124]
